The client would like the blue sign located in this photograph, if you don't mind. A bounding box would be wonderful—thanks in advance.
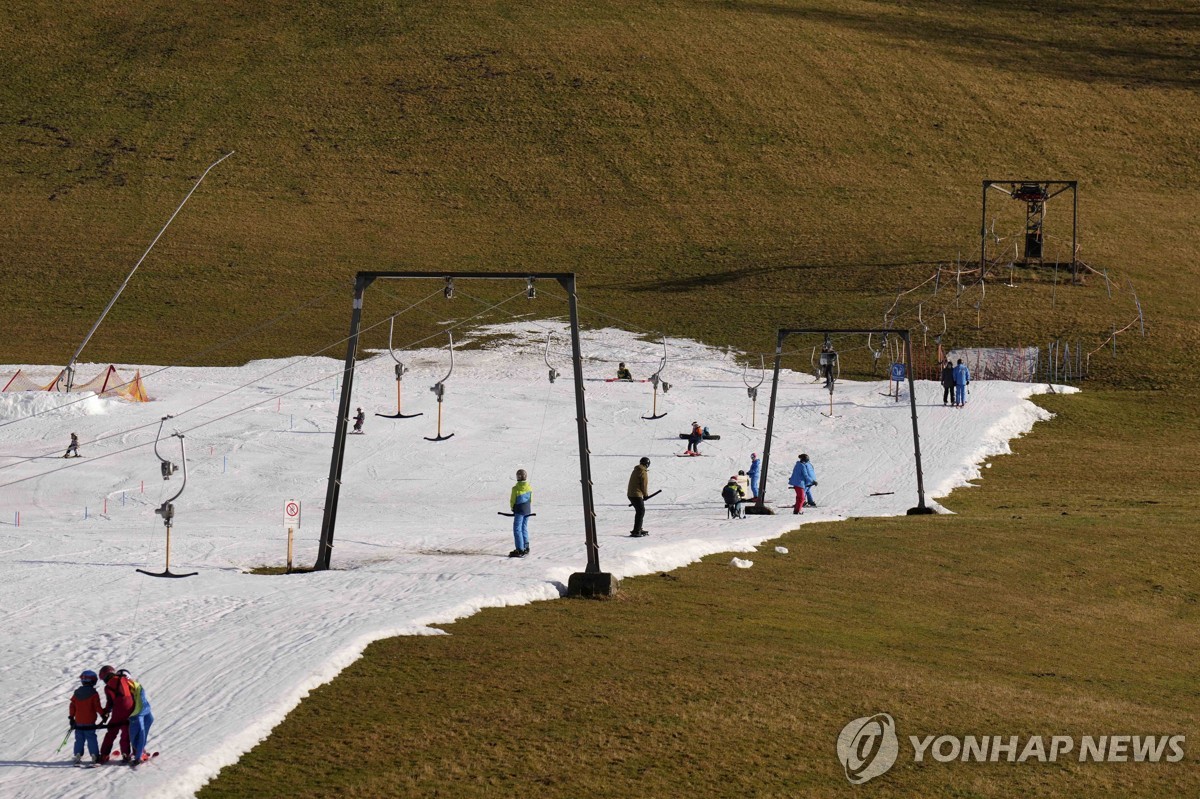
[890,363,906,381]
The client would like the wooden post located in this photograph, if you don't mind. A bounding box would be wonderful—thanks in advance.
[287,527,294,573]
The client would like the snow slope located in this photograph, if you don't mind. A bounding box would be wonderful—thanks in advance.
[0,324,1072,798]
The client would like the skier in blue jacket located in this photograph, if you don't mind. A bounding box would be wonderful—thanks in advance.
[953,359,971,408]
[509,469,533,558]
[747,453,761,499]
[788,454,818,513]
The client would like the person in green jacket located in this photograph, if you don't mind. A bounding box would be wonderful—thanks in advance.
[509,469,533,558]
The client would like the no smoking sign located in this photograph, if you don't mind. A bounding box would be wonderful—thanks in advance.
[284,500,301,528]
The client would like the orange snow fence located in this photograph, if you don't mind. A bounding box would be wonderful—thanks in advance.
[1,366,150,402]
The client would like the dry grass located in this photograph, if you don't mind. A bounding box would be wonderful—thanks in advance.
[0,1,1196,385]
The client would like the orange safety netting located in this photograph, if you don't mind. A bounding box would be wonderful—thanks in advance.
[1,366,150,402]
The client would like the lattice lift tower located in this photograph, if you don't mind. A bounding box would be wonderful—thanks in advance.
[980,180,1078,280]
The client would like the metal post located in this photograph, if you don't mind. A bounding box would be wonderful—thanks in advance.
[315,275,371,571]
[564,276,616,596]
[62,152,234,390]
[1071,183,1079,283]
[903,332,933,514]
[980,181,989,279]
[747,332,785,515]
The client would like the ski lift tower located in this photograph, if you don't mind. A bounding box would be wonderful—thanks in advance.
[980,180,1078,280]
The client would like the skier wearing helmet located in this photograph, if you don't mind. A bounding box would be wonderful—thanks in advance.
[98,665,135,763]
[68,670,103,765]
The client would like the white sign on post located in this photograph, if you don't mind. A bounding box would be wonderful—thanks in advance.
[284,500,301,528]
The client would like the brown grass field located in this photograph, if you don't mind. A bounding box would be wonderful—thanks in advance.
[1,0,1198,795]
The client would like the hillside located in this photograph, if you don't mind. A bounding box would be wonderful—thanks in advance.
[1,0,1197,384]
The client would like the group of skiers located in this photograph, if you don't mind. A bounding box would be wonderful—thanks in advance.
[508,446,819,546]
[66,666,153,767]
[940,359,971,408]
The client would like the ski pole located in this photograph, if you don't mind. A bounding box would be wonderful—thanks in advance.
[56,727,72,753]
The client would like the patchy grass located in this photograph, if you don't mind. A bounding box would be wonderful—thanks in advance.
[0,0,1196,386]
[246,565,314,576]
[201,389,1200,798]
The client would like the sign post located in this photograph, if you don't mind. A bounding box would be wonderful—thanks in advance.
[284,500,301,572]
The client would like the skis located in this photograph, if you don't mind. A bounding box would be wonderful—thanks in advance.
[676,452,708,457]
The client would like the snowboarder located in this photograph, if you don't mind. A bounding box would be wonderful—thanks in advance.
[722,476,747,519]
[68,670,103,765]
[788,453,818,514]
[747,453,761,499]
[352,407,365,433]
[508,469,533,558]
[127,674,154,767]
[953,359,971,408]
[616,362,633,381]
[941,361,955,406]
[98,665,134,764]
[685,421,703,455]
[63,433,80,458]
[627,457,651,537]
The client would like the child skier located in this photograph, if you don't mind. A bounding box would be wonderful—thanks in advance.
[127,674,154,767]
[352,408,365,433]
[508,469,533,558]
[747,453,761,498]
[68,670,103,765]
[63,433,80,458]
[616,363,633,380]
[685,421,703,455]
[98,665,134,763]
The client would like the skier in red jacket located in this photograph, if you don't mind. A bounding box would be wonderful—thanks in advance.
[98,665,135,763]
[69,670,104,765]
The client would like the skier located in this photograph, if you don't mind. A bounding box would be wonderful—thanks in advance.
[735,470,751,498]
[627,457,651,537]
[63,433,80,458]
[508,469,533,558]
[722,476,747,519]
[126,673,154,767]
[98,665,134,763]
[352,408,365,433]
[747,453,761,499]
[820,341,837,390]
[616,362,633,381]
[685,421,703,455]
[941,360,955,406]
[788,453,818,514]
[953,359,971,408]
[68,670,103,765]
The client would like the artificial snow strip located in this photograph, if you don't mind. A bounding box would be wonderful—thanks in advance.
[0,323,1073,799]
